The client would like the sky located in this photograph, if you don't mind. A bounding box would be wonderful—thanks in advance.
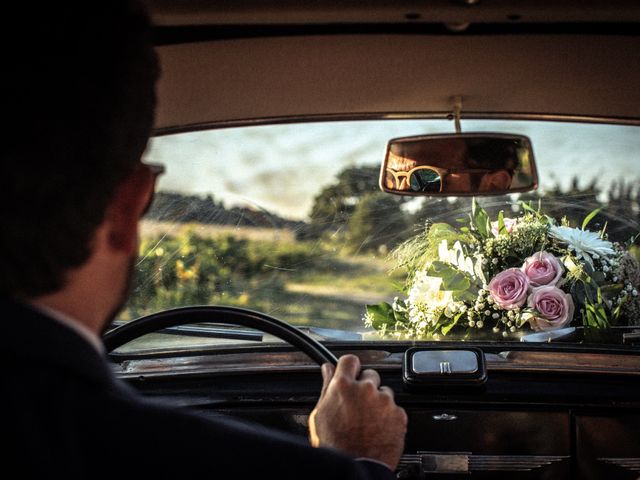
[144,119,640,220]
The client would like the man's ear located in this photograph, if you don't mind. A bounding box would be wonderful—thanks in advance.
[480,170,512,191]
[105,165,155,254]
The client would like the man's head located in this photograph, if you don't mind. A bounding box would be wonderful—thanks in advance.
[464,138,517,192]
[1,2,159,300]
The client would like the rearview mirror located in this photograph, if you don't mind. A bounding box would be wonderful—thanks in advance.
[380,133,538,196]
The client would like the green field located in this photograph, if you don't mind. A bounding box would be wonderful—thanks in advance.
[121,221,405,331]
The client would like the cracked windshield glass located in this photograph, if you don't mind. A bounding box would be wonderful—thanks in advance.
[118,119,640,348]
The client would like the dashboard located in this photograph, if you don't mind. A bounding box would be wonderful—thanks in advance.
[112,346,640,479]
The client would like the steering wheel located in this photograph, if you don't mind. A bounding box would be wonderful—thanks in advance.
[103,305,339,366]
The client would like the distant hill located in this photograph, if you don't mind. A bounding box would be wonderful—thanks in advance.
[146,191,306,231]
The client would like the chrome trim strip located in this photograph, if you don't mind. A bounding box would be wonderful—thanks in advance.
[153,112,640,136]
[432,413,458,421]
[599,458,640,472]
[399,452,568,473]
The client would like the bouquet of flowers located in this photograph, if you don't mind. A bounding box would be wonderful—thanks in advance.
[364,201,640,339]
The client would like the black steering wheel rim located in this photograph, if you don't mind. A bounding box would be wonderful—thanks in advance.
[103,305,339,366]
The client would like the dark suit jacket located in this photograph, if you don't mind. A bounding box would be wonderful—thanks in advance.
[1,299,393,479]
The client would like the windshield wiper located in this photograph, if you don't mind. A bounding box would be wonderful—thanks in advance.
[108,320,362,343]
[159,323,263,342]
[520,327,576,343]
[297,326,362,342]
[109,320,263,342]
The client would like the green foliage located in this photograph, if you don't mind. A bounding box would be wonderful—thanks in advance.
[497,210,506,236]
[427,261,471,292]
[126,230,328,319]
[300,166,381,240]
[345,192,409,253]
[391,222,469,279]
[441,312,465,335]
[364,302,399,331]
[582,207,603,231]
[470,198,491,239]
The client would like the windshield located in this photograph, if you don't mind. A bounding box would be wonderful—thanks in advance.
[117,119,640,350]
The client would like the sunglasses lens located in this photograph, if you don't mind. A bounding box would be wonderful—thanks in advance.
[409,169,441,192]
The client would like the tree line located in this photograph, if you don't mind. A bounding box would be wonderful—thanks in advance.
[146,167,640,254]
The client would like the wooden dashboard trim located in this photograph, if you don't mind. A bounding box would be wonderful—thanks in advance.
[112,349,640,379]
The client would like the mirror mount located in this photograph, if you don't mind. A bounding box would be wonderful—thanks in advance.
[450,95,463,134]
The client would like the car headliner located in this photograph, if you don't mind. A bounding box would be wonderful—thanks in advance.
[144,1,640,132]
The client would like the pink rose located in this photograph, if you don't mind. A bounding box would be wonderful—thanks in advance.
[521,251,564,287]
[527,286,575,331]
[491,217,518,237]
[488,268,529,310]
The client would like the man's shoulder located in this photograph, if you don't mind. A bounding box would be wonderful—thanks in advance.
[1,298,113,386]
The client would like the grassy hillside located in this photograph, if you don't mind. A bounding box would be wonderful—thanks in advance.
[121,221,404,331]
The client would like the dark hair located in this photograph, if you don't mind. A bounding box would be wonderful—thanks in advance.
[466,138,519,171]
[465,138,519,189]
[1,1,159,297]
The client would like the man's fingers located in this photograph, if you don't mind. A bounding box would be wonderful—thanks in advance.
[359,368,381,389]
[334,354,361,381]
[379,385,395,399]
[319,363,335,399]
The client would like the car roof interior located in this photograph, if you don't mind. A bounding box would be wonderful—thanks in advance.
[143,0,640,132]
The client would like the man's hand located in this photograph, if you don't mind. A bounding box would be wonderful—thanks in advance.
[308,354,407,471]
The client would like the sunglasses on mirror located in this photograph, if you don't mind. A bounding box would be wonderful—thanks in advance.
[385,166,492,193]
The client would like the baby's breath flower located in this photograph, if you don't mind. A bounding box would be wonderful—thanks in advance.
[363,312,375,327]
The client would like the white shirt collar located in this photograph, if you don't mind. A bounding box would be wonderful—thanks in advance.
[28,302,105,355]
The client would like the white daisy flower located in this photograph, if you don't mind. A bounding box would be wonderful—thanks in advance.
[549,226,615,266]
